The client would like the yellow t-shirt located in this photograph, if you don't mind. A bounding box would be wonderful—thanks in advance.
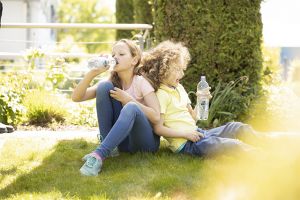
[156,84,198,152]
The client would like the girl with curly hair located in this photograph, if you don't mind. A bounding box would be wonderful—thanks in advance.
[72,39,160,176]
[141,40,263,157]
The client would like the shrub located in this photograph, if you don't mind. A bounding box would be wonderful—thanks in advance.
[0,73,29,125]
[0,85,25,125]
[133,0,153,24]
[153,0,263,126]
[45,57,68,91]
[65,100,98,127]
[23,90,68,126]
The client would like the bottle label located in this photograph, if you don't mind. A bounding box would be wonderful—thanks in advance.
[200,101,206,106]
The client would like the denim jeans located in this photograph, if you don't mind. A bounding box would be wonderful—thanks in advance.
[182,122,259,157]
[94,81,160,159]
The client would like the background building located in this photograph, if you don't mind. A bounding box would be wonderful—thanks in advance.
[0,0,58,56]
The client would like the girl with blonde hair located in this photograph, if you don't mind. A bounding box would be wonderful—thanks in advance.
[141,40,262,157]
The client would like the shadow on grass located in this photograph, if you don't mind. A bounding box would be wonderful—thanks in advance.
[0,139,207,199]
[0,167,18,176]
[0,167,18,185]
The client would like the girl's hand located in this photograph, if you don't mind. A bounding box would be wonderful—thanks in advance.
[87,54,110,75]
[89,66,109,76]
[196,87,212,99]
[110,87,134,105]
[184,131,204,142]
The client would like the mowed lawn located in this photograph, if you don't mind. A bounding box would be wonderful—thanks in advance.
[1,133,300,200]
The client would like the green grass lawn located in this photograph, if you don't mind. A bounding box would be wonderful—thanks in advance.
[1,135,300,200]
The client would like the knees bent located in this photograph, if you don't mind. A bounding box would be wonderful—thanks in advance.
[118,102,143,119]
[96,81,114,97]
[122,102,140,113]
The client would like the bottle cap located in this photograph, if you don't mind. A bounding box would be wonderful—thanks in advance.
[110,58,117,65]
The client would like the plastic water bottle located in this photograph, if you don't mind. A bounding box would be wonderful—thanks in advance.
[197,76,210,120]
[87,56,116,70]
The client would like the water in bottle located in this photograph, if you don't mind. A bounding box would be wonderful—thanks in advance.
[197,76,210,120]
[87,56,117,70]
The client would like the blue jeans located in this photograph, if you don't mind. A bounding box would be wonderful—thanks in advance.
[94,81,160,159]
[182,122,259,157]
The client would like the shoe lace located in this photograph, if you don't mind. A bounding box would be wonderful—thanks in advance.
[86,157,97,167]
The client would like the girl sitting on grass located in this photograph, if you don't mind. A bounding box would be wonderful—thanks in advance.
[72,39,160,176]
[140,40,263,157]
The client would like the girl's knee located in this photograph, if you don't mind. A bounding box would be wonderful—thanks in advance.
[227,122,247,131]
[123,102,140,112]
[119,102,142,119]
[227,122,254,137]
[229,121,250,130]
[96,81,114,95]
[228,121,244,127]
[198,136,246,156]
[238,124,253,134]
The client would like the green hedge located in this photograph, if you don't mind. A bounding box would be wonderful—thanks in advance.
[116,0,134,39]
[116,0,153,40]
[153,0,263,126]
[133,0,153,24]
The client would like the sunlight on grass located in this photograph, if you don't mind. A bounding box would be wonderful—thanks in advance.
[0,138,56,191]
[1,79,300,199]
[201,138,300,200]
[6,192,82,200]
[1,134,300,199]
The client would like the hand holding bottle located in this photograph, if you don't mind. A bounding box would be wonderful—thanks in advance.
[87,55,117,72]
[196,87,212,99]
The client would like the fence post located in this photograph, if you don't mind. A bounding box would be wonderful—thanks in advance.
[138,34,144,51]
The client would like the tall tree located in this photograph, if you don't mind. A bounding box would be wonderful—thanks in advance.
[58,0,115,53]
[116,0,134,40]
[133,0,153,25]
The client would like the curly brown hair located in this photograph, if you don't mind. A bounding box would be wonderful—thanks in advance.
[110,39,142,88]
[139,40,191,91]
